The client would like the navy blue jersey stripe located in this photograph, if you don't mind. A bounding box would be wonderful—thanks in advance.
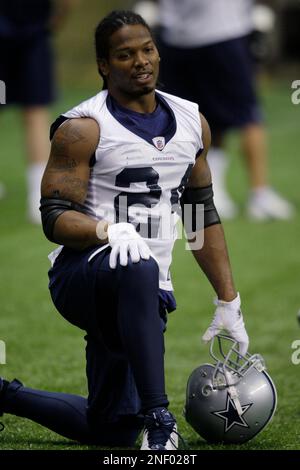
[106,92,176,149]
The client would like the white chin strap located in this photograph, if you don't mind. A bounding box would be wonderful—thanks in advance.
[224,370,243,417]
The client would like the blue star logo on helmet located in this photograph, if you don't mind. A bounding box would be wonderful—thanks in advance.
[212,394,252,433]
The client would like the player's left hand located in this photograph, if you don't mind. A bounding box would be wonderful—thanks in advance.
[202,293,249,356]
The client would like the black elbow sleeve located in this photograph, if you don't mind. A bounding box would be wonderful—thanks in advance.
[180,184,221,232]
[40,197,86,243]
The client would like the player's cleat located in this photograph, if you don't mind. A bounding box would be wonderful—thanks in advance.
[247,187,294,221]
[141,407,178,450]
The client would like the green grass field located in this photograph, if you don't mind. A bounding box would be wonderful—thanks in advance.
[0,80,300,450]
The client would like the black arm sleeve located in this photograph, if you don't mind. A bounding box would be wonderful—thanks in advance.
[40,197,87,243]
[180,184,221,231]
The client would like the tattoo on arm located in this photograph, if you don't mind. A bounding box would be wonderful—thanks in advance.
[42,118,98,204]
[49,120,88,172]
[48,155,77,172]
[52,120,87,151]
[49,176,88,202]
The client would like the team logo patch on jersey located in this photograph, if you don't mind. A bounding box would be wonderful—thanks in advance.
[152,136,165,151]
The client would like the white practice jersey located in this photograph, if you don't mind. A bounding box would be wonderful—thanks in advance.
[160,0,254,47]
[50,90,202,291]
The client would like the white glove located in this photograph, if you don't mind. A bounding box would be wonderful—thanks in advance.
[107,222,152,269]
[202,293,249,356]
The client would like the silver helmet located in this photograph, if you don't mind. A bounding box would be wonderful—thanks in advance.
[184,335,277,444]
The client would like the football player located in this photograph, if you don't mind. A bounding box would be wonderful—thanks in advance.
[0,10,248,450]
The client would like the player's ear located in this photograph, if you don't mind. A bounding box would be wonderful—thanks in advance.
[97,58,109,77]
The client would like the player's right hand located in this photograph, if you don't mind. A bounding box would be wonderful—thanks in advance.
[107,222,152,269]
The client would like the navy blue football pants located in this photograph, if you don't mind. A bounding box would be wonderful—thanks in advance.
[2,247,169,446]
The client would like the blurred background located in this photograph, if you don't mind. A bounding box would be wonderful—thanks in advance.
[53,0,300,89]
[0,0,299,450]
[55,0,132,91]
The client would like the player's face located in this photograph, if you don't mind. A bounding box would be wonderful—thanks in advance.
[100,24,160,98]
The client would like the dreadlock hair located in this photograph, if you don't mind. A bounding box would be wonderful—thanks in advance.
[95,10,152,89]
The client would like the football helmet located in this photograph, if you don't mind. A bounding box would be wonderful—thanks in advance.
[184,335,277,444]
